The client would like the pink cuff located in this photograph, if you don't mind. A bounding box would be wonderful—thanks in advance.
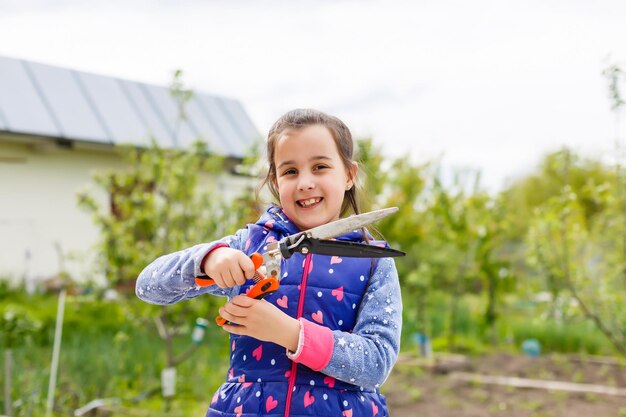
[199,243,229,275]
[286,318,334,371]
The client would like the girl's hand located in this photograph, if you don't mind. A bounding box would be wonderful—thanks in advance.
[219,295,300,351]
[202,247,256,288]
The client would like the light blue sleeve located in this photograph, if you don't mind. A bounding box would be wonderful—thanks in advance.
[321,257,402,390]
[135,228,249,305]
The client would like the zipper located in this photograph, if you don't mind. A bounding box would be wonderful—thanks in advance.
[284,253,312,417]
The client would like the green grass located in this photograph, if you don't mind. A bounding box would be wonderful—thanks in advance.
[4,327,230,416]
[401,291,618,356]
[1,292,230,416]
[2,287,622,415]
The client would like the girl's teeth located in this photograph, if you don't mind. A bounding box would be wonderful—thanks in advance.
[301,198,320,207]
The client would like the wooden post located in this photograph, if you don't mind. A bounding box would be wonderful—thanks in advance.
[4,348,12,416]
[45,288,66,417]
[450,372,626,397]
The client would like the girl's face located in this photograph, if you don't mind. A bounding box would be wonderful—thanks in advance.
[273,124,357,231]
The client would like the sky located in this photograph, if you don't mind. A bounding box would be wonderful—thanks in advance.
[1,0,626,191]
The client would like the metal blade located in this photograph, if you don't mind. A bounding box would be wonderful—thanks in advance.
[285,207,399,246]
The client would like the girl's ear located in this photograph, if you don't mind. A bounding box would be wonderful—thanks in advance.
[346,161,358,189]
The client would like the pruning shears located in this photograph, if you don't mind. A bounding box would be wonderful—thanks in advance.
[195,207,405,325]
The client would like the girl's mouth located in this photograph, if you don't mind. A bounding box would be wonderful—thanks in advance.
[297,197,323,208]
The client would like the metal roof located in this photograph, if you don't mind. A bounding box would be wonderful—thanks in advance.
[0,56,259,157]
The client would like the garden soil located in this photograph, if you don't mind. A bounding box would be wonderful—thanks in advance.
[383,353,626,417]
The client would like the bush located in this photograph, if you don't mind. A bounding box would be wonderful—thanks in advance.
[504,318,609,355]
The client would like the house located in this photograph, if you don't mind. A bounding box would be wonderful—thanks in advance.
[0,55,260,287]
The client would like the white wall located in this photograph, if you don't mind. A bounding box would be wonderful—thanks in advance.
[0,139,124,286]
[0,137,255,290]
[0,138,255,287]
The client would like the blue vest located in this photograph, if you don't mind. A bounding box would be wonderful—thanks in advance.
[207,206,389,417]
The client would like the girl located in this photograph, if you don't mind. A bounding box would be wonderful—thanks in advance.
[136,109,402,417]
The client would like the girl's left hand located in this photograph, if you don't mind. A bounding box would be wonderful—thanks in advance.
[219,295,300,351]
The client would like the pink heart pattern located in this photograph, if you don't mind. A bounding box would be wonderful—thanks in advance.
[276,295,288,308]
[331,256,343,264]
[252,345,263,361]
[244,239,251,251]
[211,391,219,404]
[331,286,344,301]
[234,404,243,417]
[312,310,323,324]
[342,409,353,417]
[323,376,335,388]
[266,235,277,243]
[372,401,379,416]
[304,391,315,408]
[266,396,278,413]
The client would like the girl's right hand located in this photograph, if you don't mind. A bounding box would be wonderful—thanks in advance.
[202,247,256,288]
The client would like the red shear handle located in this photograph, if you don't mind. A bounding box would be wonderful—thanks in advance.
[246,253,281,300]
[213,253,280,326]
[250,252,264,270]
[194,276,216,286]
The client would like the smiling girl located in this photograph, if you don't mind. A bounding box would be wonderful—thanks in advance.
[136,109,402,417]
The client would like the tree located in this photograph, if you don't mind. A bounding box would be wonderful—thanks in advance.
[77,71,258,405]
[526,147,626,355]
[354,138,388,213]
[377,155,429,335]
[500,149,616,314]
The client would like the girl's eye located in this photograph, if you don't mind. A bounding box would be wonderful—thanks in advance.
[282,168,297,176]
[313,165,329,171]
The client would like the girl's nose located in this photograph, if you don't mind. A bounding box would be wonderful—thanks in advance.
[297,174,315,191]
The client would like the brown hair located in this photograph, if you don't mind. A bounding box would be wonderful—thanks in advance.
[260,108,361,216]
